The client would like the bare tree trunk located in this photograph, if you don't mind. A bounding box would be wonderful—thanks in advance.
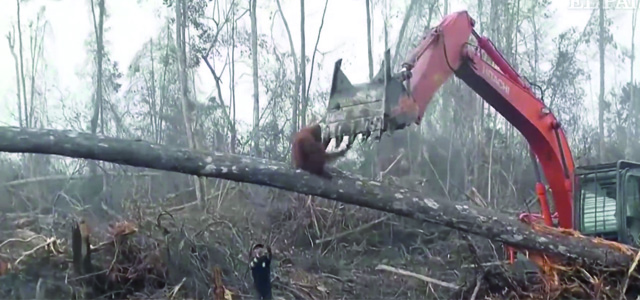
[16,0,28,129]
[175,0,204,204]
[28,12,45,129]
[201,54,237,152]
[6,28,23,128]
[304,0,329,101]
[391,0,419,69]
[26,12,47,179]
[157,22,172,145]
[512,0,520,67]
[7,23,28,180]
[157,22,171,145]
[230,10,237,153]
[89,0,105,176]
[149,38,159,144]
[631,0,640,159]
[250,0,261,156]
[365,0,379,175]
[275,0,299,142]
[473,0,484,189]
[366,0,373,80]
[300,0,307,126]
[477,0,484,135]
[598,0,606,162]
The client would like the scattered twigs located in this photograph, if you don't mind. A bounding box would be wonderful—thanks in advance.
[0,234,47,250]
[469,276,482,300]
[196,219,244,248]
[166,201,198,213]
[273,280,312,300]
[35,277,45,300]
[620,250,640,298]
[68,269,109,282]
[375,264,460,290]
[1,172,161,187]
[14,237,61,265]
[315,215,390,244]
[461,261,508,268]
[377,151,404,180]
[307,196,321,239]
[167,277,186,299]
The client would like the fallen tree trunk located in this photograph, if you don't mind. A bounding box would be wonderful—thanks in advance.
[0,126,635,267]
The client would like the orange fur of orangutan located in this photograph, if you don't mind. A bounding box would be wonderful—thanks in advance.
[292,123,350,179]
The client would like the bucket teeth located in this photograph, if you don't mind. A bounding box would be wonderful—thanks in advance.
[348,135,357,148]
[322,48,418,148]
[363,130,371,140]
[323,138,331,150]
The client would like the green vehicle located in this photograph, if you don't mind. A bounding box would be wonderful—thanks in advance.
[574,161,640,246]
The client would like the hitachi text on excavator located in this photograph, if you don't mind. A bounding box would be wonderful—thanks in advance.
[318,10,640,261]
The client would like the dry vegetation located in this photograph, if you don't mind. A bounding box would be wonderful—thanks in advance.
[0,158,639,300]
[0,167,471,299]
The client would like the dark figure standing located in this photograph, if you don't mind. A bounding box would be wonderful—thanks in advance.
[249,243,272,299]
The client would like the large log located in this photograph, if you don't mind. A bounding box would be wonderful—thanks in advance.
[0,126,635,267]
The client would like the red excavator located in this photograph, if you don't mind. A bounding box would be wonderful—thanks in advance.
[320,10,640,260]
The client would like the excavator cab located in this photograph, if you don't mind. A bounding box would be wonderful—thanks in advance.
[573,160,640,246]
[321,49,415,149]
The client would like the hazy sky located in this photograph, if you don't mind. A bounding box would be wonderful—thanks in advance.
[0,0,636,132]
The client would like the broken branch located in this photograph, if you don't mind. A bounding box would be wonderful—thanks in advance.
[375,264,460,290]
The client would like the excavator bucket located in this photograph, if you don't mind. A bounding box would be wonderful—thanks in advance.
[321,49,417,149]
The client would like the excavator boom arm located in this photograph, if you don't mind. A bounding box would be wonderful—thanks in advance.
[409,11,575,228]
[322,11,576,229]
[456,32,576,229]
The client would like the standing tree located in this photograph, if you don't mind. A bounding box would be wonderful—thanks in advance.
[7,25,23,127]
[630,0,640,159]
[229,7,238,153]
[175,0,205,203]
[275,0,300,143]
[16,0,29,128]
[6,4,51,180]
[250,0,261,157]
[365,0,373,80]
[89,0,106,175]
[598,0,605,162]
[299,0,307,126]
